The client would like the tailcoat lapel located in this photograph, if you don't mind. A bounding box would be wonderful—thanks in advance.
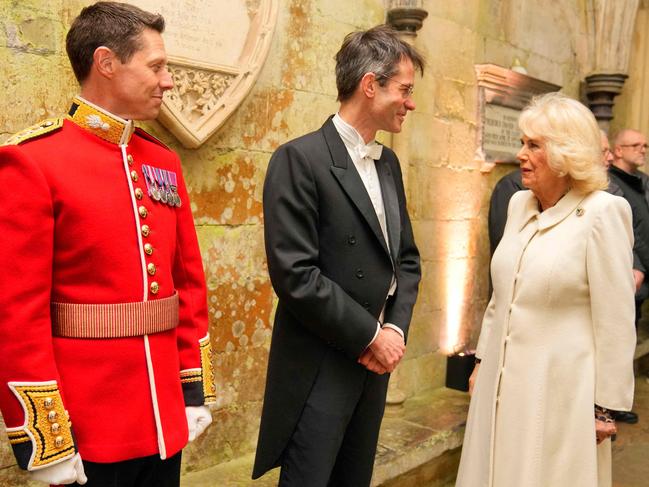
[375,157,400,260]
[322,118,391,257]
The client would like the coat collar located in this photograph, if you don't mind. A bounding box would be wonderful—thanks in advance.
[518,189,587,232]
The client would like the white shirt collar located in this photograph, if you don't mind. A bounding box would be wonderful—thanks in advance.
[332,113,382,160]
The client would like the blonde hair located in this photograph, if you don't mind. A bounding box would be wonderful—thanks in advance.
[518,92,607,194]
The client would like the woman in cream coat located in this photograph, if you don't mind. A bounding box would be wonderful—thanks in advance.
[456,93,636,487]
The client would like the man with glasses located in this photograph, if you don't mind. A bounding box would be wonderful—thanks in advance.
[608,128,649,425]
[253,25,423,487]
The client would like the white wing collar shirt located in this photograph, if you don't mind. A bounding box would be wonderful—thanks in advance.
[332,113,401,343]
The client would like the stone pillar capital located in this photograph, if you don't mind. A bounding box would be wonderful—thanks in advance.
[584,72,629,129]
[386,7,428,37]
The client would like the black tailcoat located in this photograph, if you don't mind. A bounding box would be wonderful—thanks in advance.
[252,117,421,478]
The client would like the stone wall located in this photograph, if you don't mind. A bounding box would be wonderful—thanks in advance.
[0,0,634,483]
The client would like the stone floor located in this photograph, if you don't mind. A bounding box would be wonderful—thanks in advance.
[181,387,470,487]
[182,372,649,487]
[612,374,649,487]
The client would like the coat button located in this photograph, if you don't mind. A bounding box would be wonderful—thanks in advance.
[141,224,150,237]
[134,188,144,200]
[43,397,54,409]
[150,282,159,294]
[139,206,148,218]
[147,263,157,276]
[47,411,57,422]
[144,243,154,255]
[356,269,364,279]
[348,235,357,245]
[54,436,64,448]
[127,154,134,165]
[130,170,139,182]
[51,423,60,434]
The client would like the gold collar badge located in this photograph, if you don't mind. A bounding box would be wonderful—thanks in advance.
[67,96,135,145]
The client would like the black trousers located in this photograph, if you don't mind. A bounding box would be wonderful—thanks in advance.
[635,298,645,327]
[72,451,182,487]
[278,349,390,487]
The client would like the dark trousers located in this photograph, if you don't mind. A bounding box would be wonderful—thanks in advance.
[279,349,390,487]
[635,298,646,328]
[72,451,182,487]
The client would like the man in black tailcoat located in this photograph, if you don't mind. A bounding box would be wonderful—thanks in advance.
[253,25,423,487]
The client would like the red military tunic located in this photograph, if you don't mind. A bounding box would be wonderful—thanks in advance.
[0,97,215,471]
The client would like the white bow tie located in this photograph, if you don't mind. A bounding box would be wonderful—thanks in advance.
[355,142,383,160]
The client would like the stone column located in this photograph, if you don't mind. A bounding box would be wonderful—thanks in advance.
[611,0,649,136]
[385,1,428,406]
[583,0,639,129]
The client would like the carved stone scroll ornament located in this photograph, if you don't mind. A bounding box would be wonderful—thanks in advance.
[132,0,279,148]
[166,67,236,126]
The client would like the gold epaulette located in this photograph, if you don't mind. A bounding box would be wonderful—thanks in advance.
[3,118,64,146]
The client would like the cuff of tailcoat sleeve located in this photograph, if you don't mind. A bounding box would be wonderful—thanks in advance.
[365,322,382,349]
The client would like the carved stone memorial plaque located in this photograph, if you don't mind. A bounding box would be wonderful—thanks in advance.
[132,0,279,148]
[474,64,560,172]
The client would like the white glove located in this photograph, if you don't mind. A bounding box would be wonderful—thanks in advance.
[186,405,212,442]
[29,453,87,485]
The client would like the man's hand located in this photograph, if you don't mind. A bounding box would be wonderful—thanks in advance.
[29,453,87,485]
[358,349,389,374]
[363,327,405,373]
[468,363,480,396]
[595,418,617,444]
[633,269,644,292]
[186,406,212,442]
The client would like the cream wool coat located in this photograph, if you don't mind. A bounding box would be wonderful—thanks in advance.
[456,189,636,487]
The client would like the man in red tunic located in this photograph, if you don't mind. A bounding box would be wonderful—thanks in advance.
[0,3,215,485]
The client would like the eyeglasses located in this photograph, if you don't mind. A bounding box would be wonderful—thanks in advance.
[620,143,649,150]
[376,74,414,98]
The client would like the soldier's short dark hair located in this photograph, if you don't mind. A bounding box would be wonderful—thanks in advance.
[334,25,425,102]
[66,1,165,83]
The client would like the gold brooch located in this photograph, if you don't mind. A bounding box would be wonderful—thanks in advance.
[576,207,584,217]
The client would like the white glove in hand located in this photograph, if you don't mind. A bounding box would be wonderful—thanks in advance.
[186,405,212,442]
[30,453,87,485]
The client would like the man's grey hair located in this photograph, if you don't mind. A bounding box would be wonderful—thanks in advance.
[334,25,425,102]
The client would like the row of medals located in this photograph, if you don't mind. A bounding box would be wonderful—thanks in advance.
[142,164,182,207]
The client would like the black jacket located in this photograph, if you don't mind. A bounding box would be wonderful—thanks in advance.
[608,165,649,283]
[488,170,524,255]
